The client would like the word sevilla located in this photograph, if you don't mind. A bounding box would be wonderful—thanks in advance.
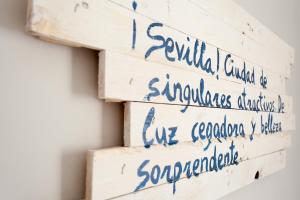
[132,16,259,87]
[144,22,256,85]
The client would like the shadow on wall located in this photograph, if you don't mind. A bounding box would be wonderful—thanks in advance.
[71,47,124,148]
[61,46,125,200]
[59,48,124,200]
[0,0,27,32]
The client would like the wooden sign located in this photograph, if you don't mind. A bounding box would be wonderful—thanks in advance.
[26,0,295,199]
[86,150,287,200]
[98,50,293,113]
[124,102,295,147]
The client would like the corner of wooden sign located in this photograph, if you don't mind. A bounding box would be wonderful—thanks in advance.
[25,0,83,47]
[25,0,55,40]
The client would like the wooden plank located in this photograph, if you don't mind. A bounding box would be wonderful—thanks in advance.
[99,50,293,114]
[85,135,290,200]
[124,102,295,147]
[190,0,295,68]
[26,0,292,80]
[106,151,287,200]
[110,0,294,77]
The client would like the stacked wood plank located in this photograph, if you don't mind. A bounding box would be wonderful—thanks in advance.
[26,0,295,199]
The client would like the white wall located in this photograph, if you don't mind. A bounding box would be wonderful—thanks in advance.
[0,1,123,199]
[0,0,298,199]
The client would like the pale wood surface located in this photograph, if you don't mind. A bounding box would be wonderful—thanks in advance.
[107,150,287,200]
[99,50,293,113]
[26,0,293,78]
[25,1,295,200]
[124,102,295,147]
[110,0,294,77]
[86,135,290,200]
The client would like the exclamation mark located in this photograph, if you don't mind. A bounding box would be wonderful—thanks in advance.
[132,1,137,49]
[216,48,220,80]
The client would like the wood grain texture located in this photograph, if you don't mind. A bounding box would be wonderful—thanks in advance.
[190,0,295,68]
[85,136,289,200]
[26,0,293,79]
[110,0,294,77]
[99,50,293,113]
[107,151,287,200]
[25,1,295,200]
[124,102,295,147]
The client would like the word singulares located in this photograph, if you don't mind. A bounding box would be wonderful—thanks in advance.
[145,73,284,113]
[146,74,231,113]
